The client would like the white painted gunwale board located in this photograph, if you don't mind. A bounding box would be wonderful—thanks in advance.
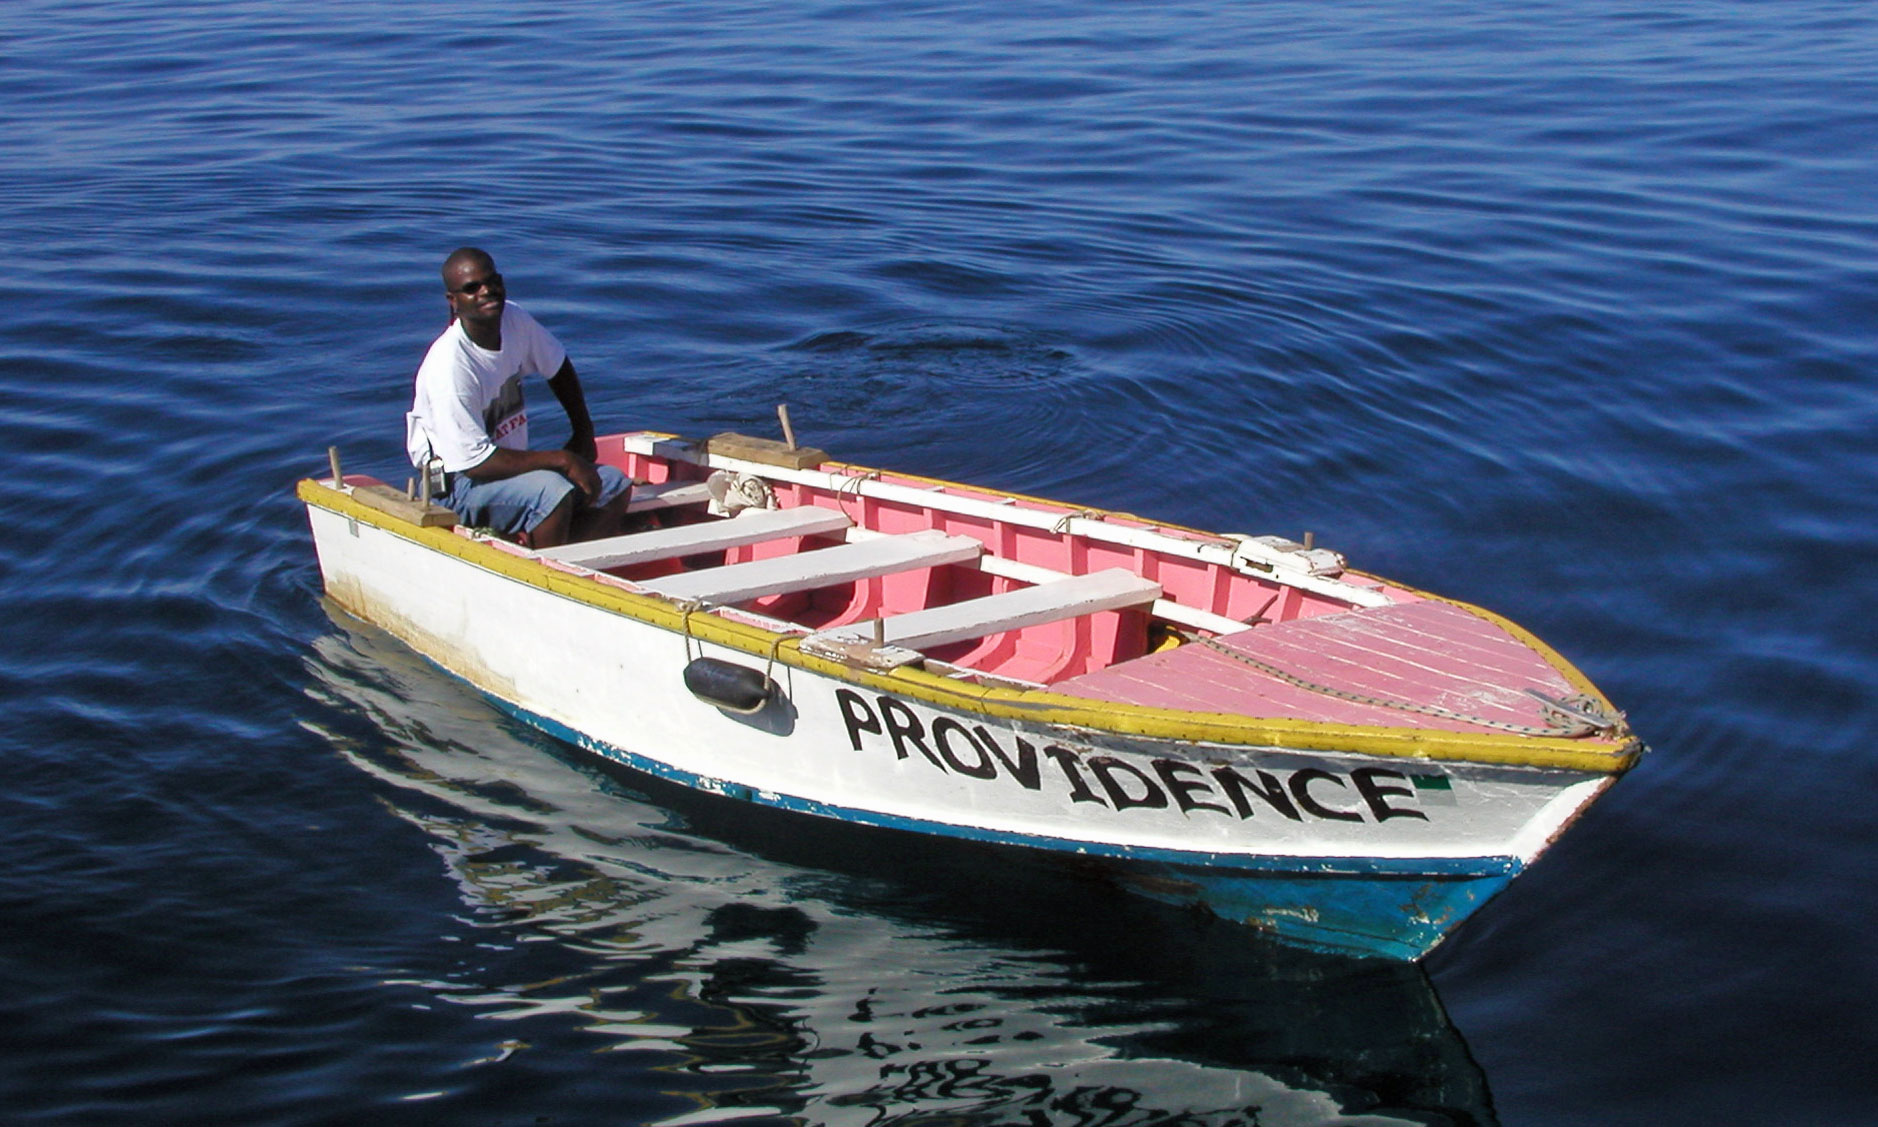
[615,433,1392,608]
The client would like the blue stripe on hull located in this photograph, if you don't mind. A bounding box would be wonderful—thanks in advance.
[1113,861,1519,960]
[489,694,1522,960]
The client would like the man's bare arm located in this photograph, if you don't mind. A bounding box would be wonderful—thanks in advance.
[460,445,602,499]
[547,358,598,462]
[461,359,605,497]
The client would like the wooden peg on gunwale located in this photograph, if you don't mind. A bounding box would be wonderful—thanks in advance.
[778,403,797,451]
[328,446,343,487]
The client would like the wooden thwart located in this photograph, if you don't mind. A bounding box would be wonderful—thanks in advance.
[817,568,1163,652]
[641,529,982,604]
[536,506,852,571]
[625,480,715,513]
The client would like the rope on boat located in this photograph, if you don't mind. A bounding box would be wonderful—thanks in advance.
[832,469,880,523]
[679,600,704,662]
[705,470,777,516]
[1192,636,1625,738]
[679,596,788,686]
[763,632,788,684]
[1051,509,1100,535]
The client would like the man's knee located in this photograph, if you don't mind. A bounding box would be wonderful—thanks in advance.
[592,465,632,510]
[518,471,579,531]
[449,469,577,539]
[520,489,578,548]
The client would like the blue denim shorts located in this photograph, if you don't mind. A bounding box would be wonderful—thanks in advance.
[443,464,631,537]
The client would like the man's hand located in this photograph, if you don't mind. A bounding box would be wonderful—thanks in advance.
[554,448,603,501]
[465,356,608,501]
[462,445,602,500]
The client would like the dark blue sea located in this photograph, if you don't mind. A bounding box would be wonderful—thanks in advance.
[4,1,1875,1123]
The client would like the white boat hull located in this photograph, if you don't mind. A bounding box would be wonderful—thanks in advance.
[306,494,1618,959]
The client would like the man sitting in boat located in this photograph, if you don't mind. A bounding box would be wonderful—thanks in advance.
[405,247,631,549]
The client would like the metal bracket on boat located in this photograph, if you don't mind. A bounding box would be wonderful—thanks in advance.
[1225,534,1346,578]
[798,632,925,671]
[1524,690,1627,737]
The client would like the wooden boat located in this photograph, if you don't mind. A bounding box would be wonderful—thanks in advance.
[299,429,1642,959]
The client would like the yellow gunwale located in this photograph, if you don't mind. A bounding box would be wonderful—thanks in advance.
[299,475,1642,775]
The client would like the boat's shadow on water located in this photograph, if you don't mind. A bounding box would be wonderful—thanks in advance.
[303,605,1497,1127]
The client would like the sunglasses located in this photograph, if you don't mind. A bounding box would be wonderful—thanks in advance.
[453,273,504,296]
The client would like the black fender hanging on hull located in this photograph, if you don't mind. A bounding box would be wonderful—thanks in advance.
[683,657,777,715]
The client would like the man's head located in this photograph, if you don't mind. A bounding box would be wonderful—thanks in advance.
[442,247,505,328]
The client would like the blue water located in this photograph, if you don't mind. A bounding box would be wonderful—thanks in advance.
[4,1,1875,1123]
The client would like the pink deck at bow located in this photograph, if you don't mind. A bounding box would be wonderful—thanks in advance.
[1052,599,1584,735]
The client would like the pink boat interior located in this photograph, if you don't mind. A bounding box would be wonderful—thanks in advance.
[344,432,1621,743]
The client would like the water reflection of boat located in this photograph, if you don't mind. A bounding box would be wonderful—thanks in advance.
[299,431,1640,959]
[305,616,1499,1126]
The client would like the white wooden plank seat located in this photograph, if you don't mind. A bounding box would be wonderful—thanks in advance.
[639,529,983,605]
[623,480,714,513]
[811,568,1163,652]
[535,506,852,571]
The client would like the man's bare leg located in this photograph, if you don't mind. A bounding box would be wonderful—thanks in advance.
[519,493,578,549]
[570,488,632,543]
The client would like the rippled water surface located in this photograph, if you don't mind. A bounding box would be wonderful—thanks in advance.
[4,1,1875,1124]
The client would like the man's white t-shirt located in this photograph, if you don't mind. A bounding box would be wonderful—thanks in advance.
[405,303,568,472]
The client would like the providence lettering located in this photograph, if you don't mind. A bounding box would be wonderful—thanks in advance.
[834,689,1433,824]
